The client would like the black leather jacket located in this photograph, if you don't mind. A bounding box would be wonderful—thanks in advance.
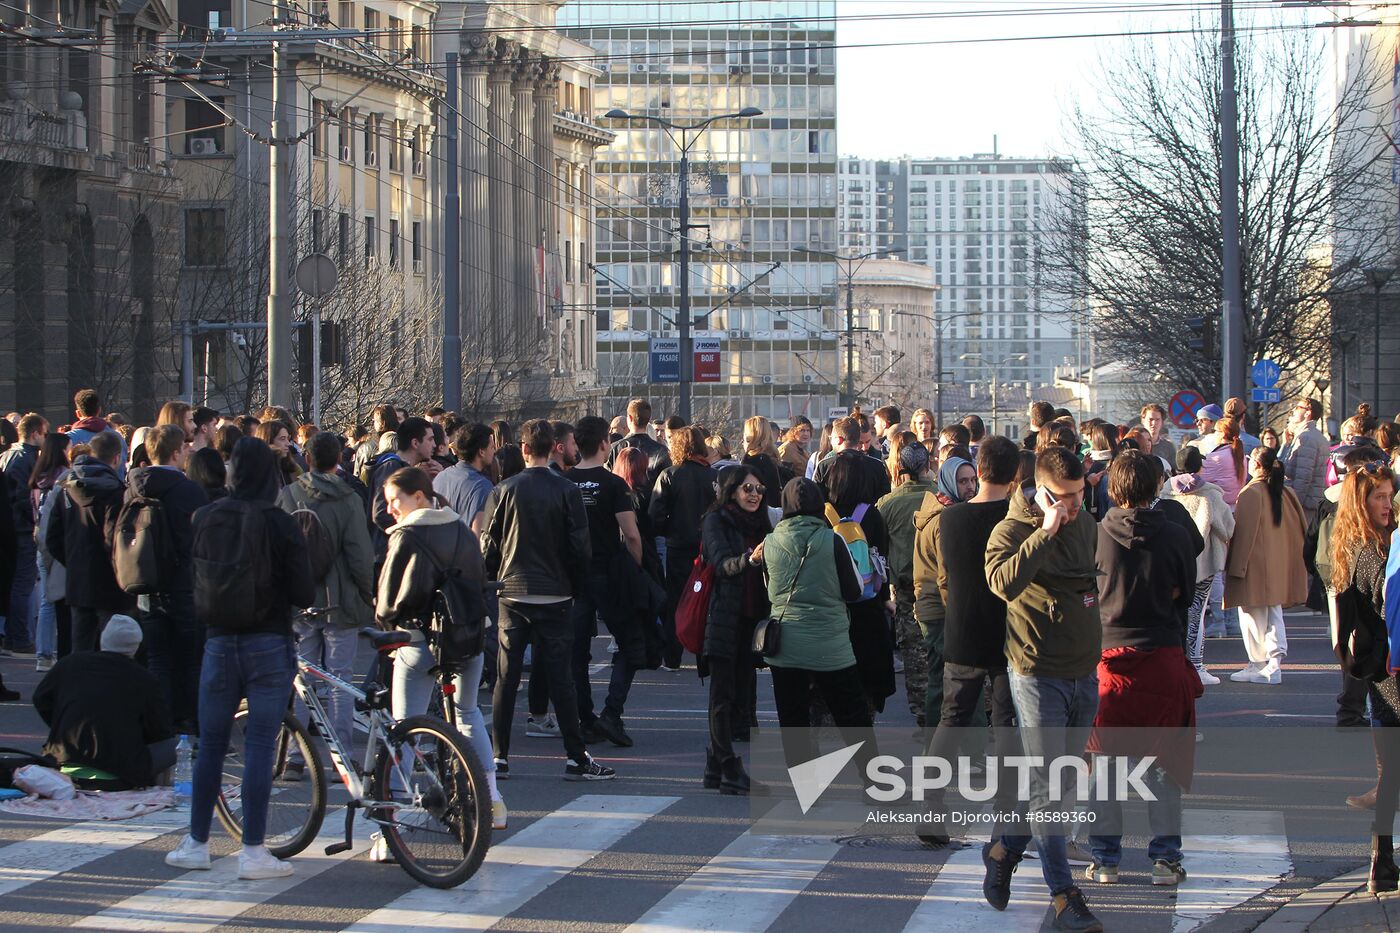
[648,459,717,552]
[481,466,590,600]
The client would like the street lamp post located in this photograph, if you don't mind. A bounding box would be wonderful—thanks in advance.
[1364,266,1393,413]
[799,247,903,409]
[604,107,762,422]
[960,352,1027,436]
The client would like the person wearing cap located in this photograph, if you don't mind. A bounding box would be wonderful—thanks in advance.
[32,614,176,790]
[1187,403,1223,449]
[877,438,938,725]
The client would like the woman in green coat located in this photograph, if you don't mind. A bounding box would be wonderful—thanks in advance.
[763,478,870,769]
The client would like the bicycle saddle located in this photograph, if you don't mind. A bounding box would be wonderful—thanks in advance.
[362,628,412,651]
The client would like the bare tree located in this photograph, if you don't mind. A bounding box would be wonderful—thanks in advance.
[1043,22,1391,404]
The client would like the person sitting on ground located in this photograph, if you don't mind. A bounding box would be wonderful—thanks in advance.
[32,615,176,789]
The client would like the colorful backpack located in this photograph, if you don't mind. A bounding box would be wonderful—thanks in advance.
[824,503,888,601]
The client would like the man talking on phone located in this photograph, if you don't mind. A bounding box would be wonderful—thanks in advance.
[979,446,1105,933]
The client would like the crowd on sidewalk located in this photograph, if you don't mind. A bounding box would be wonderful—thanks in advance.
[1,388,1398,930]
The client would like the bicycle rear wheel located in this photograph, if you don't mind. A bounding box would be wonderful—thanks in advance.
[214,707,327,858]
[372,714,491,888]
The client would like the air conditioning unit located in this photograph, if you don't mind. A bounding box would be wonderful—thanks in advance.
[740,330,752,338]
[189,137,220,155]
[727,329,741,339]
[716,197,730,207]
[340,146,352,161]
[646,196,662,206]
[412,259,424,274]
[412,159,424,175]
[761,375,775,385]
[365,149,377,166]
[802,373,817,384]
[632,63,647,73]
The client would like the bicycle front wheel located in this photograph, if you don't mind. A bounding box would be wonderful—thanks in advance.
[372,714,491,888]
[214,707,327,858]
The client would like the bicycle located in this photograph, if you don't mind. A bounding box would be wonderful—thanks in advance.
[213,609,492,888]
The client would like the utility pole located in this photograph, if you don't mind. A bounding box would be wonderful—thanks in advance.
[844,273,855,409]
[678,145,693,421]
[266,14,294,410]
[1219,0,1245,401]
[442,51,462,413]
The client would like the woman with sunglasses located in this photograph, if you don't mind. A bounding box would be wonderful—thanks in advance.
[1224,447,1309,685]
[698,466,772,795]
[1330,462,1398,891]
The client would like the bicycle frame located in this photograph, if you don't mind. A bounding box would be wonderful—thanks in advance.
[293,658,382,800]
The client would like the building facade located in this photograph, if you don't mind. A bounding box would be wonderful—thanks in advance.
[561,0,840,429]
[839,153,1088,408]
[845,257,937,409]
[0,0,183,423]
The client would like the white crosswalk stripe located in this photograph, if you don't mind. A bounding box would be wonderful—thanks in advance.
[344,794,678,932]
[1173,809,1291,933]
[901,841,1048,933]
[74,815,375,932]
[0,808,187,898]
[626,801,841,933]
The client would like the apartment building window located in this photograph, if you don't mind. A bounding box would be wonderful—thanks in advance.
[564,240,573,283]
[412,126,426,175]
[388,219,399,269]
[411,24,427,61]
[364,216,376,264]
[388,119,402,172]
[311,209,324,252]
[387,15,402,53]
[363,8,379,47]
[338,109,350,161]
[309,99,325,156]
[411,221,422,272]
[336,0,350,26]
[363,113,378,167]
[338,211,349,262]
[184,208,226,267]
[183,97,227,154]
[579,240,587,284]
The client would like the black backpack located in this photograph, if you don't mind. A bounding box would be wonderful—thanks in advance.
[420,528,489,665]
[193,499,275,630]
[290,505,336,585]
[112,492,175,595]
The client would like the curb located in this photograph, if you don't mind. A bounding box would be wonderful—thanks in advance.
[1254,868,1369,932]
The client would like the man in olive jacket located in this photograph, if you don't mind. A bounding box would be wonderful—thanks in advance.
[276,432,374,756]
[979,445,1105,933]
[878,442,937,725]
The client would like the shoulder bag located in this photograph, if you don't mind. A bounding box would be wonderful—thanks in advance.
[752,536,814,658]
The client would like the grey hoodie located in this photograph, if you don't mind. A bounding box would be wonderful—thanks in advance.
[276,470,375,628]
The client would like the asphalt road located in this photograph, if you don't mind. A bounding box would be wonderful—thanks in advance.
[0,606,1377,932]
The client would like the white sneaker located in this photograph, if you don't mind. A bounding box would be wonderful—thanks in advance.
[1196,667,1221,686]
[1248,662,1282,685]
[492,798,508,831]
[368,831,396,863]
[164,835,211,871]
[526,714,560,738]
[1228,663,1261,682]
[238,845,294,880]
[892,653,905,674]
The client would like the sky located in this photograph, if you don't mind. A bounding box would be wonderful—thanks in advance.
[833,0,1349,161]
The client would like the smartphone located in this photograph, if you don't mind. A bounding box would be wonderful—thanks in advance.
[1038,486,1059,507]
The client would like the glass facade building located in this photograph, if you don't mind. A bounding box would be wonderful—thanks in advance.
[560,1,839,426]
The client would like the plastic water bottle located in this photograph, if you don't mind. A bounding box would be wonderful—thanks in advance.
[173,735,194,806]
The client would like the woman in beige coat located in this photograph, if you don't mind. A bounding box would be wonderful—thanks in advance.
[1224,447,1308,684]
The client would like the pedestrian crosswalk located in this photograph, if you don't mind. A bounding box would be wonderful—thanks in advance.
[0,797,1306,932]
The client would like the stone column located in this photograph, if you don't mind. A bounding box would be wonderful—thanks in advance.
[512,58,537,352]
[533,64,558,301]
[460,35,492,349]
[486,40,517,359]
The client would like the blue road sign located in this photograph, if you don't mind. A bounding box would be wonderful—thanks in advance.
[1251,387,1282,405]
[649,338,680,383]
[1251,359,1282,389]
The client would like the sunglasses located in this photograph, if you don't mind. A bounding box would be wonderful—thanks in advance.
[740,483,766,496]
[1352,461,1389,475]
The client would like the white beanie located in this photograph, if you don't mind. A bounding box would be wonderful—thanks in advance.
[100,614,143,657]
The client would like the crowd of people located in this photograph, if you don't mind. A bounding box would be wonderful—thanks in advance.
[2,388,1400,930]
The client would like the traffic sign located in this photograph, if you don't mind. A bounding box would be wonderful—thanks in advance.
[827,407,850,421]
[693,338,721,383]
[1168,389,1208,429]
[1251,359,1282,389]
[1250,387,1282,405]
[648,338,679,383]
[294,253,339,297]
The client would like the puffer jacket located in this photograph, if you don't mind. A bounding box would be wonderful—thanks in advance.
[763,514,862,671]
[911,491,945,627]
[376,505,486,632]
[700,506,771,660]
[277,470,375,628]
[1193,435,1245,508]
[34,469,69,602]
[984,483,1102,680]
[1282,423,1328,515]
[649,459,717,552]
[1164,474,1235,580]
[0,441,39,534]
[45,455,132,612]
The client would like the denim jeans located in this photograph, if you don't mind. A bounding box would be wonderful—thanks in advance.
[928,663,1018,839]
[392,637,497,799]
[291,619,359,757]
[1088,755,1183,867]
[492,600,587,762]
[6,537,37,647]
[604,654,640,720]
[190,633,296,847]
[1002,670,1100,896]
[35,553,57,660]
[139,591,202,732]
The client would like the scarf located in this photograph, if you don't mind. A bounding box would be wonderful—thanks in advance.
[937,456,974,503]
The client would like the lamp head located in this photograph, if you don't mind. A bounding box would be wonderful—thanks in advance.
[1365,266,1394,290]
[737,107,762,118]
[603,109,630,120]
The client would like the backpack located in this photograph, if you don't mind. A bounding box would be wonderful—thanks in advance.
[0,747,53,789]
[112,491,175,595]
[824,502,888,601]
[193,499,275,631]
[675,557,716,655]
[290,505,336,585]
[418,528,489,665]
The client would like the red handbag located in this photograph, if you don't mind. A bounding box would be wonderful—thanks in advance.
[675,557,715,656]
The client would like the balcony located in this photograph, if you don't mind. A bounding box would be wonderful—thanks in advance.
[554,110,614,147]
[0,100,89,170]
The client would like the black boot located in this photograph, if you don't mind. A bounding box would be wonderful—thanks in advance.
[703,750,721,789]
[1371,835,1398,893]
[719,756,758,796]
[0,673,17,703]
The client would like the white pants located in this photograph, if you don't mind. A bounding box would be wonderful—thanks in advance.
[1238,605,1286,665]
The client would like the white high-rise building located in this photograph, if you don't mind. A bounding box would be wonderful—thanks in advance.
[839,154,1088,397]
